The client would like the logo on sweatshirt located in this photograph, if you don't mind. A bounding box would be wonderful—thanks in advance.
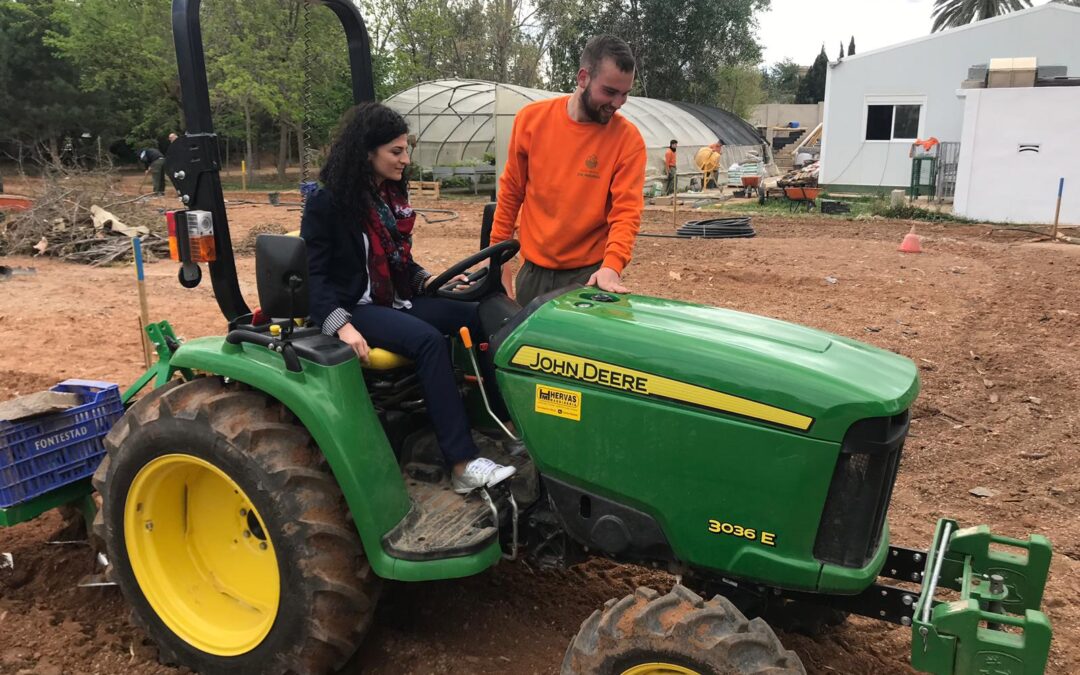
[578,154,600,180]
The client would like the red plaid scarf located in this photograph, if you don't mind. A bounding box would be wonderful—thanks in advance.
[365,182,417,306]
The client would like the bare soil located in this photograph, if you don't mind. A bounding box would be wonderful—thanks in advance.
[1,192,1078,674]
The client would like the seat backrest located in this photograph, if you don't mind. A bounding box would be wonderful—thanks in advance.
[255,234,310,320]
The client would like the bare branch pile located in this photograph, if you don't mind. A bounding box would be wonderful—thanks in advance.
[0,168,171,265]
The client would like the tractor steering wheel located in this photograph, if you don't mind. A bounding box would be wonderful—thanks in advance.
[424,239,520,302]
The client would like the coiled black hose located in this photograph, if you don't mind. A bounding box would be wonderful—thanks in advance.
[640,217,755,239]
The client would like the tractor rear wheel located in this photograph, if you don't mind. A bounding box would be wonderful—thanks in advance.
[93,377,378,674]
[562,585,805,675]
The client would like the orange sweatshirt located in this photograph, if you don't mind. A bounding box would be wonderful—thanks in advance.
[491,96,646,274]
[664,148,677,168]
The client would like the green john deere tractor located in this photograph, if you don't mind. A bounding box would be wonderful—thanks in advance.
[91,1,1054,673]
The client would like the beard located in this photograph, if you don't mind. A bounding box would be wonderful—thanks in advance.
[581,85,616,125]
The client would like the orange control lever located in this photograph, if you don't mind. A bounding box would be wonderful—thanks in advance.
[458,326,474,350]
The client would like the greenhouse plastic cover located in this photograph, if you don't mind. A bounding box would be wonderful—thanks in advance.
[384,79,767,180]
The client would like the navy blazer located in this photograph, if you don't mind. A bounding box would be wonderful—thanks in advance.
[300,187,428,335]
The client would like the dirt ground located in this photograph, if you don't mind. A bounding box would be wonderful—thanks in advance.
[1,189,1078,675]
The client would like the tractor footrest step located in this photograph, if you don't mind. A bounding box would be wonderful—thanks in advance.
[381,477,497,561]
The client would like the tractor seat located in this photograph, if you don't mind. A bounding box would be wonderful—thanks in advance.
[251,234,414,372]
[364,348,412,371]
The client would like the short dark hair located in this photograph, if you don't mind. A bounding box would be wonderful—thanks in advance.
[670,139,678,145]
[580,35,635,78]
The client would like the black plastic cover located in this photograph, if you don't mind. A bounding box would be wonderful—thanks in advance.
[813,410,909,568]
[255,235,310,320]
[544,476,673,561]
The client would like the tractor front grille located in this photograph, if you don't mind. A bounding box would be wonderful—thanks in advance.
[813,411,909,568]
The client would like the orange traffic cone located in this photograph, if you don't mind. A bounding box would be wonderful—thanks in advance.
[898,225,922,253]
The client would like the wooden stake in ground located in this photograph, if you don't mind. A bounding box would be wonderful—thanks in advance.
[1052,177,1064,243]
[132,237,153,368]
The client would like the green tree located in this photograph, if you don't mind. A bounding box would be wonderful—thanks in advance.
[848,36,856,56]
[538,0,770,104]
[48,0,178,146]
[376,0,547,92]
[931,0,1031,32]
[761,58,801,104]
[50,0,354,175]
[0,0,114,162]
[714,65,764,119]
[795,46,828,104]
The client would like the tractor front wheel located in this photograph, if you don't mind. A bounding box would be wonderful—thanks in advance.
[562,585,805,675]
[93,377,377,674]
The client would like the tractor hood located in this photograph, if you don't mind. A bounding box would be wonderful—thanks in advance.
[494,289,919,442]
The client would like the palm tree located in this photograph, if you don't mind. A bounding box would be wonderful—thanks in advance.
[931,0,1032,32]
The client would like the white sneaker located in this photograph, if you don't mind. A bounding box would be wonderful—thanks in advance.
[452,457,517,494]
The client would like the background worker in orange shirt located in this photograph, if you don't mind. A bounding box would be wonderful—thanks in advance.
[664,140,678,195]
[490,35,646,306]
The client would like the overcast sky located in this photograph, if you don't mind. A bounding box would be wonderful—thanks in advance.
[757,0,1055,66]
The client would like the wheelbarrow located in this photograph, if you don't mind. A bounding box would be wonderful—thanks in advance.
[739,175,765,202]
[784,186,821,213]
[0,195,33,212]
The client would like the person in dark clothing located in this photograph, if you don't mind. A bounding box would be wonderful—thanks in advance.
[301,102,516,495]
[138,148,166,195]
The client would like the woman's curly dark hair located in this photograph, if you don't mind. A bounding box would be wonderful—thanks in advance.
[320,101,410,224]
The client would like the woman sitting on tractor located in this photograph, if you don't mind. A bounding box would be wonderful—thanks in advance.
[301,102,515,494]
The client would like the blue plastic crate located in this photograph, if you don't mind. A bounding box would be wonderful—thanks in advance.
[0,379,122,508]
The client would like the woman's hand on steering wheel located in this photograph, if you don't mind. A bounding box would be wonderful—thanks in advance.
[424,273,469,290]
[423,240,520,301]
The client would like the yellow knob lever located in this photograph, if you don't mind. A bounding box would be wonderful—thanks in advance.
[458,326,473,350]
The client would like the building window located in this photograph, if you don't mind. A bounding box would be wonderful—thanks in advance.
[865,104,922,141]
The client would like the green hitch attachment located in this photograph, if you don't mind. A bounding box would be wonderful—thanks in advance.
[121,321,194,404]
[911,518,1053,675]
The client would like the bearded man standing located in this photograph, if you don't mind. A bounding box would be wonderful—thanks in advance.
[490,35,646,306]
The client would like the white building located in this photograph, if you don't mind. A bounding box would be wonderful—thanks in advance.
[953,86,1080,225]
[820,3,1080,194]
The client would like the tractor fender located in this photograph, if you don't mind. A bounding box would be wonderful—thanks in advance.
[169,336,501,581]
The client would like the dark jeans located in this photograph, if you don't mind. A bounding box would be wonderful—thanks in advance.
[349,297,509,466]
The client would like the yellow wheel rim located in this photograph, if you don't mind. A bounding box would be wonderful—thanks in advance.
[124,454,280,656]
[621,664,700,675]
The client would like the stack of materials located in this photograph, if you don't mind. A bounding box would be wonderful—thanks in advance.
[726,153,765,188]
[777,162,820,188]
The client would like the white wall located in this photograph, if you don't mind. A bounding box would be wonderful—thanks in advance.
[820,4,1080,189]
[750,103,824,130]
[953,88,1079,225]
